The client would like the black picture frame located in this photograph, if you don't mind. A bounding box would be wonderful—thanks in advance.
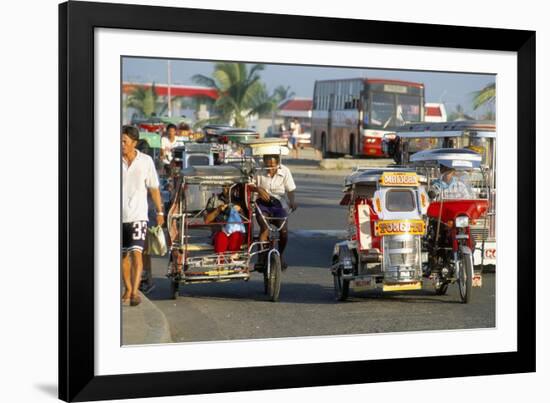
[59,1,536,401]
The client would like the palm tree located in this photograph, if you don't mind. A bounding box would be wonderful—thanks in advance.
[472,83,496,110]
[126,83,161,117]
[272,85,295,103]
[192,63,275,127]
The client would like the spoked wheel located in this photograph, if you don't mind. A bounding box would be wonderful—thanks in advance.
[333,269,350,302]
[267,253,282,302]
[263,271,269,294]
[169,278,179,300]
[457,248,473,303]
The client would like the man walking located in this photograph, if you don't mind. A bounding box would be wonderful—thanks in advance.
[122,125,164,306]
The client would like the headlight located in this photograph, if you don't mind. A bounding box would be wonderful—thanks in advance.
[455,216,469,228]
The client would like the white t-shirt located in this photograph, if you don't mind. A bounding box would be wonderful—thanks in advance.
[122,149,160,223]
[291,121,301,138]
[254,164,296,210]
[161,136,178,164]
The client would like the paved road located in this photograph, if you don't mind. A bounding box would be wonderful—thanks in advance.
[145,160,496,343]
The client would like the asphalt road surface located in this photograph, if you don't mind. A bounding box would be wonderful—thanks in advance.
[145,161,496,343]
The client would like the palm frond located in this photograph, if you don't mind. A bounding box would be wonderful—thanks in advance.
[192,74,218,89]
[472,83,496,110]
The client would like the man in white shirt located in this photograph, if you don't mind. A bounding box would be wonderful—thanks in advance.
[122,125,164,306]
[252,154,297,269]
[160,123,178,174]
[289,118,301,158]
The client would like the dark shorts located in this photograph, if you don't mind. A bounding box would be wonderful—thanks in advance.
[256,198,287,228]
[122,221,148,253]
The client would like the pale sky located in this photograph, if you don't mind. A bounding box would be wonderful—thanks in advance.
[122,57,495,116]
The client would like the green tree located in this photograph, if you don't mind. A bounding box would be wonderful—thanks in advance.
[472,82,496,110]
[448,104,465,121]
[192,63,275,127]
[272,85,295,103]
[126,83,161,117]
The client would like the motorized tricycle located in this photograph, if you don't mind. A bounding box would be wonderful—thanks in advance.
[331,168,430,301]
[165,139,291,302]
[393,121,496,269]
[409,148,490,303]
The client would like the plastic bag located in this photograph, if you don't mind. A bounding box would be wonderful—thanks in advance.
[224,206,245,235]
[146,225,167,256]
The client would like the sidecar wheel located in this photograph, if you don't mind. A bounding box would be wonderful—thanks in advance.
[334,270,350,302]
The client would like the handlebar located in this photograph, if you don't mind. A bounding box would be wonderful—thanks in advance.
[255,204,294,232]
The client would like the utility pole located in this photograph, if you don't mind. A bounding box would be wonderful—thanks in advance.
[167,60,172,118]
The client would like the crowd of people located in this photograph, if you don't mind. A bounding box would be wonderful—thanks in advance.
[121,123,298,307]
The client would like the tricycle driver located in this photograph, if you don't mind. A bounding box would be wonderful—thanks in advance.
[431,163,473,200]
[251,154,297,270]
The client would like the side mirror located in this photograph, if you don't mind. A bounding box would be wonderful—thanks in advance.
[479,189,488,199]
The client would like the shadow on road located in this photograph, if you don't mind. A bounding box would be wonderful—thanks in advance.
[147,276,463,305]
[350,289,464,304]
[148,276,338,305]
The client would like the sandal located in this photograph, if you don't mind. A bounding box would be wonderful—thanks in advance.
[122,292,131,306]
[130,294,142,307]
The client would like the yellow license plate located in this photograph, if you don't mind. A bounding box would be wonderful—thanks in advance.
[383,282,422,292]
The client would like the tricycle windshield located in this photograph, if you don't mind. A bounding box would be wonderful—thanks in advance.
[431,169,476,200]
[385,189,416,212]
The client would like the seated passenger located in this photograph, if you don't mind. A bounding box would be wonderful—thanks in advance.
[204,185,246,256]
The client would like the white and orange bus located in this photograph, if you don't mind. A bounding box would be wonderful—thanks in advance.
[311,78,425,157]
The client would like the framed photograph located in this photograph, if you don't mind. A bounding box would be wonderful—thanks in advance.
[59,1,535,401]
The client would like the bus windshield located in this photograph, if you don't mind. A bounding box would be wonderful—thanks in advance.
[368,92,422,129]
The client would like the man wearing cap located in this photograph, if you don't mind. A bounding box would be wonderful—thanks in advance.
[431,164,472,200]
[122,125,164,306]
[251,154,297,270]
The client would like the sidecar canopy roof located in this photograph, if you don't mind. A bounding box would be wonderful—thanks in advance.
[181,165,250,184]
[395,121,496,139]
[240,138,290,156]
[410,148,482,168]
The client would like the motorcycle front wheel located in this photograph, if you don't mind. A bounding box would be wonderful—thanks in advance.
[457,247,473,304]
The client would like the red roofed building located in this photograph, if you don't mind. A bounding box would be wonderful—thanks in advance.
[122,82,219,100]
[122,82,219,123]
[277,98,313,119]
[424,103,448,122]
